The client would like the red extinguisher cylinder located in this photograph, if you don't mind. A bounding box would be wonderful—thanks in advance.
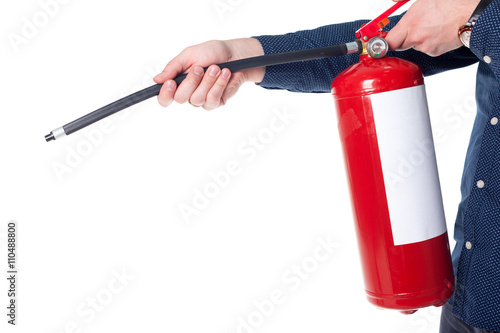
[331,55,454,313]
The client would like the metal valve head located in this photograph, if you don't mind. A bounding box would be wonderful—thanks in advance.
[367,37,389,59]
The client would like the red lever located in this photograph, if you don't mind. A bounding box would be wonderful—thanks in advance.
[356,0,410,40]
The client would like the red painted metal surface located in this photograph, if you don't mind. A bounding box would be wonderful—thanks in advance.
[355,0,410,40]
[331,55,454,312]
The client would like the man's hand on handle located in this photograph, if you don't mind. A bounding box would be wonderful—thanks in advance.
[386,0,481,56]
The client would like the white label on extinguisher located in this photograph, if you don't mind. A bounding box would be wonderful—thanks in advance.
[370,85,447,246]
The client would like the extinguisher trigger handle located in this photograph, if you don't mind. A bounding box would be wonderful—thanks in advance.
[356,0,411,41]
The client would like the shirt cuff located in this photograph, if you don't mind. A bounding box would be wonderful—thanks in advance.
[470,0,500,75]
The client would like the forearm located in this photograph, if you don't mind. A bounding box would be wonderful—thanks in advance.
[254,21,365,93]
[253,14,478,93]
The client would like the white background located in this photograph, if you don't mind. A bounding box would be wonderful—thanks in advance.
[0,0,478,332]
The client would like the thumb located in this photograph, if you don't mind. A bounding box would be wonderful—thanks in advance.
[385,21,409,51]
[154,57,189,84]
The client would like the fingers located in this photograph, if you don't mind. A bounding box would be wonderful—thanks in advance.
[385,20,411,51]
[206,68,232,110]
[155,53,189,107]
[174,66,205,104]
[157,65,234,110]
[189,65,221,107]
[156,65,203,107]
[385,0,464,56]
[157,80,177,108]
[191,67,232,110]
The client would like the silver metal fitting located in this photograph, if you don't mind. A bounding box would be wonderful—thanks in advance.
[346,41,361,55]
[52,126,67,140]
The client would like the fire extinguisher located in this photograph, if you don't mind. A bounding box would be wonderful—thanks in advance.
[331,4,454,314]
[43,0,455,315]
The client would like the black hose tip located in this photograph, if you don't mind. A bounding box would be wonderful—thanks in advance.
[45,132,55,142]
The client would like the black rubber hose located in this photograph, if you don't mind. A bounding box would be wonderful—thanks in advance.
[47,41,361,140]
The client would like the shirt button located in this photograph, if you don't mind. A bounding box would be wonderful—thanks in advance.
[491,117,499,125]
[484,55,492,64]
[466,241,472,250]
[477,180,485,188]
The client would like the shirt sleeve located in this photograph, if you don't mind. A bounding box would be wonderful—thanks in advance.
[469,0,500,80]
[254,14,478,93]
